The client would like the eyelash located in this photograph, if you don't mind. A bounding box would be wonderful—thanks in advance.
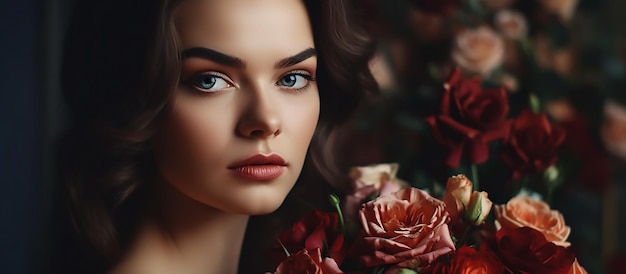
[182,70,316,93]
[182,71,234,93]
[277,70,316,93]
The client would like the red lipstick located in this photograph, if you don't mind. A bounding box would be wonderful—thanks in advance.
[228,154,287,181]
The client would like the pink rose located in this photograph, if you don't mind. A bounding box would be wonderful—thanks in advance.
[452,26,505,76]
[267,248,343,274]
[495,195,571,246]
[358,188,455,268]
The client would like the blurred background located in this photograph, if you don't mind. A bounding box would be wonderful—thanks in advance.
[2,0,626,273]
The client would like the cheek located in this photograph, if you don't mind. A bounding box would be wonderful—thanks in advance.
[285,92,320,147]
[155,98,232,179]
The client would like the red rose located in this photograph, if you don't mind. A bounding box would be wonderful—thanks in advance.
[270,210,347,265]
[422,245,505,274]
[267,248,344,274]
[494,226,576,274]
[501,109,566,179]
[426,68,511,167]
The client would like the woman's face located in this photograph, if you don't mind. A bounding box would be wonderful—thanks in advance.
[154,0,320,215]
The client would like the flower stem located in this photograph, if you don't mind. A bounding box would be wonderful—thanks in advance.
[329,194,345,231]
[471,164,480,191]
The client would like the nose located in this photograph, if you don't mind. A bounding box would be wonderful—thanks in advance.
[236,87,282,139]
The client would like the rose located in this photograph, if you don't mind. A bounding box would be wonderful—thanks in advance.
[270,210,347,265]
[452,27,505,75]
[442,175,473,221]
[358,188,455,268]
[500,109,566,179]
[492,226,576,274]
[343,163,409,221]
[495,10,528,40]
[425,68,510,167]
[349,163,407,194]
[464,191,493,226]
[495,195,571,246]
[422,245,506,274]
[601,100,626,160]
[442,175,493,225]
[537,0,579,22]
[481,0,517,11]
[267,248,344,274]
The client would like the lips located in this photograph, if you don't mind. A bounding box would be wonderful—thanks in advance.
[228,153,287,181]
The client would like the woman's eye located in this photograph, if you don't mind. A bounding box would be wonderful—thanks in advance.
[187,72,232,92]
[277,72,313,90]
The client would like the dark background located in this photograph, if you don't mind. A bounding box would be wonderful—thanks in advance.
[2,0,626,273]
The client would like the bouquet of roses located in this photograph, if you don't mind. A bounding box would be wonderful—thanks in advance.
[265,68,587,274]
[265,171,585,274]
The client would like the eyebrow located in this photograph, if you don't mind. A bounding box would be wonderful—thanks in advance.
[181,47,245,68]
[275,48,317,69]
[180,47,317,69]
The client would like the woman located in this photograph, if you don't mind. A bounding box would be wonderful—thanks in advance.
[50,0,376,273]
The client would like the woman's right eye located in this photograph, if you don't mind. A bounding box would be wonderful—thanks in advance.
[186,72,232,93]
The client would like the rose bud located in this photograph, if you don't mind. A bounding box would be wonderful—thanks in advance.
[463,191,493,226]
[442,174,473,221]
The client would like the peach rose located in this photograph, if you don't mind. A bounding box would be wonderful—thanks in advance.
[359,188,455,268]
[495,195,571,246]
[452,27,504,76]
[538,0,579,23]
[569,258,588,274]
[267,248,343,274]
[442,175,473,220]
[494,10,528,40]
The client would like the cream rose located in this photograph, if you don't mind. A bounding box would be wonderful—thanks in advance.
[359,188,455,268]
[442,175,493,225]
[465,191,493,226]
[495,195,571,246]
[495,10,528,40]
[452,27,505,76]
[343,163,409,221]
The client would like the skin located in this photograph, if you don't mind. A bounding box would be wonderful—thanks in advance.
[111,0,319,273]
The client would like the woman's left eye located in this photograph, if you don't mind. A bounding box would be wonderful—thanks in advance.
[277,71,314,90]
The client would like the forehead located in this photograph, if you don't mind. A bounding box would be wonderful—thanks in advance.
[174,0,314,55]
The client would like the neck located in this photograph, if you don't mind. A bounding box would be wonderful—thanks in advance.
[146,179,249,274]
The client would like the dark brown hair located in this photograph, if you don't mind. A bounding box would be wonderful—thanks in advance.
[51,0,376,272]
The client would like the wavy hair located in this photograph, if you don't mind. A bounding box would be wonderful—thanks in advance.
[51,0,376,272]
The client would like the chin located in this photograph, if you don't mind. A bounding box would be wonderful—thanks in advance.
[217,193,288,216]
